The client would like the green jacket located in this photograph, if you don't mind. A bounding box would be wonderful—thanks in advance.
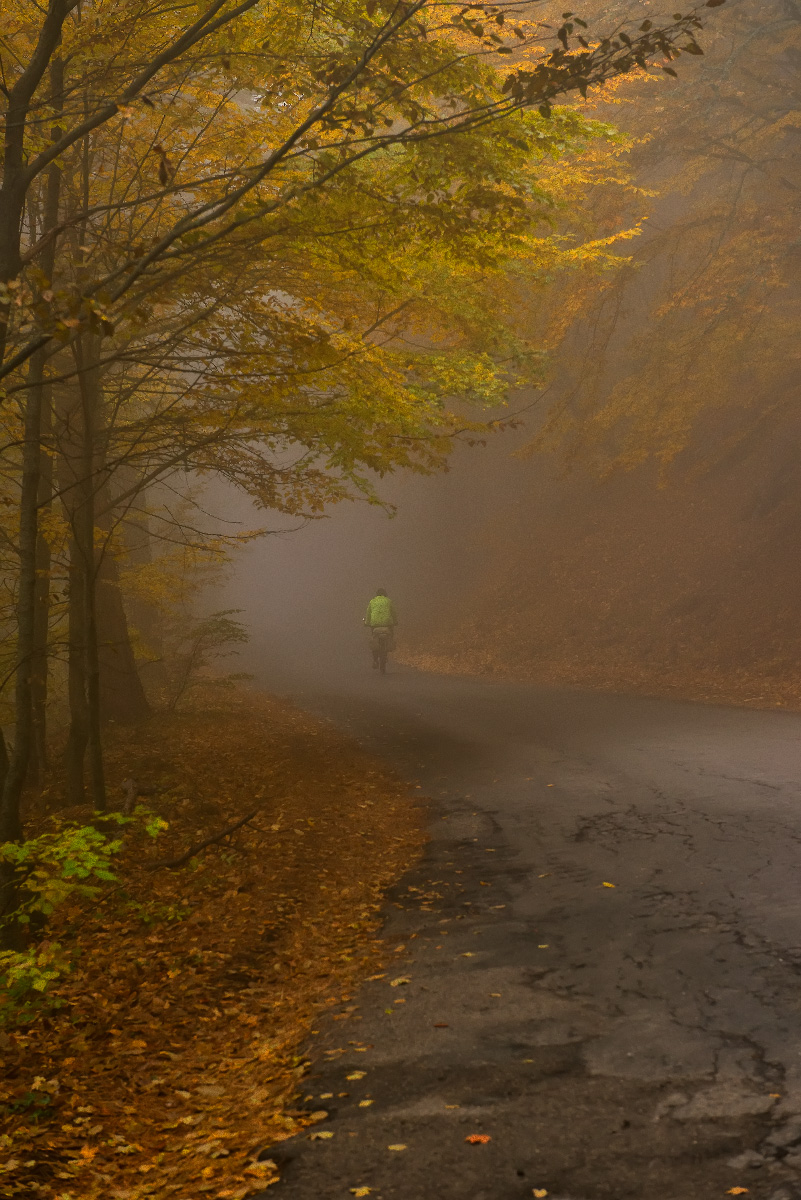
[365,595,397,627]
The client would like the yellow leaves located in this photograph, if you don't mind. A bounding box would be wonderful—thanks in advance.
[244,1160,278,1178]
[309,1131,334,1140]
[389,976,411,987]
[350,1188,372,1196]
[726,1190,749,1196]
[532,1190,548,1198]
[602,881,616,888]
[0,689,427,1200]
[358,1100,373,1108]
[387,1144,407,1151]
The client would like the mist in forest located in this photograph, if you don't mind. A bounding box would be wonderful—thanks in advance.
[214,425,527,685]
[224,0,801,707]
[11,1,801,1193]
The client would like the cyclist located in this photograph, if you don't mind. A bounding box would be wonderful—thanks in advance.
[364,588,398,670]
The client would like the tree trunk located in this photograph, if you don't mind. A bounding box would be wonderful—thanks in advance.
[30,378,53,778]
[28,77,62,783]
[117,490,168,694]
[96,553,151,723]
[0,353,44,947]
[65,536,89,805]
[57,385,89,806]
[72,333,106,812]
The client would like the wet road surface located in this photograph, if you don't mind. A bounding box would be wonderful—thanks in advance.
[252,652,801,1200]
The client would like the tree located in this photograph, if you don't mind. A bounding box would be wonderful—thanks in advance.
[0,0,725,941]
[525,0,799,472]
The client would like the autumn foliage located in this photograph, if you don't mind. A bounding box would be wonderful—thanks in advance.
[0,687,424,1199]
[0,0,728,1191]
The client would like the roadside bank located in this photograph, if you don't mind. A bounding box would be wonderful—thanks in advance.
[0,687,424,1200]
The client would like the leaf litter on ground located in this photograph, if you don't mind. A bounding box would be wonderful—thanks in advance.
[0,687,424,1200]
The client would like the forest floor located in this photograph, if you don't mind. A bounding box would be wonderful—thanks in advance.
[398,647,801,712]
[0,686,424,1200]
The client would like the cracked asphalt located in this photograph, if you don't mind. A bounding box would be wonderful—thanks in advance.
[252,656,801,1200]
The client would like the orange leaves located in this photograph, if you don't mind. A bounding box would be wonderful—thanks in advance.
[465,1134,491,1144]
[1,688,424,1200]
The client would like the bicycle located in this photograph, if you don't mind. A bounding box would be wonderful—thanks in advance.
[371,627,392,674]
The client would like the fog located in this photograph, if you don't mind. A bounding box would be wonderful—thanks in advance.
[215,0,801,710]
[215,424,533,684]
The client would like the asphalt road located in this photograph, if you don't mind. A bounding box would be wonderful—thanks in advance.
[253,651,801,1200]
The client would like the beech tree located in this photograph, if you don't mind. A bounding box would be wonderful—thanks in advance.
[525,0,795,471]
[0,0,724,940]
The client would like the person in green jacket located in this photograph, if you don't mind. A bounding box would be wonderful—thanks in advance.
[364,588,398,668]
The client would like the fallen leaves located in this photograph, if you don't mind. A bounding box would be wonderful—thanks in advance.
[532,1190,548,1198]
[387,1144,407,1151]
[389,976,411,987]
[602,881,616,888]
[0,689,425,1200]
[726,1191,749,1196]
[350,1189,372,1197]
[465,1134,491,1144]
